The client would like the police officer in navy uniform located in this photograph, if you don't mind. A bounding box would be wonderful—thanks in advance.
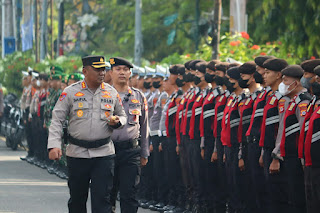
[109,57,149,213]
[48,55,127,213]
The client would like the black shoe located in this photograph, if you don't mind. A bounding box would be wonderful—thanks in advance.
[148,205,158,211]
[163,205,176,211]
[20,156,28,161]
[164,207,185,213]
[26,156,35,164]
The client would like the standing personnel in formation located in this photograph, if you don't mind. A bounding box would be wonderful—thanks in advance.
[48,55,127,213]
[279,65,311,213]
[109,57,149,213]
[259,58,289,213]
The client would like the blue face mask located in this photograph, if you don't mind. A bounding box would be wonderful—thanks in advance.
[300,76,312,89]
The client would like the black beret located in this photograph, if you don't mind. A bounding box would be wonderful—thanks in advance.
[215,62,230,73]
[239,61,256,74]
[169,65,178,74]
[281,65,304,79]
[195,62,207,74]
[300,59,320,73]
[189,59,205,71]
[176,64,186,75]
[228,62,241,68]
[227,67,241,80]
[39,73,49,81]
[184,60,193,70]
[314,65,320,76]
[109,57,133,69]
[254,56,275,67]
[263,58,288,72]
[207,60,220,71]
[82,55,108,68]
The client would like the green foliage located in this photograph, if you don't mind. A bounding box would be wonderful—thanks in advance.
[248,0,320,59]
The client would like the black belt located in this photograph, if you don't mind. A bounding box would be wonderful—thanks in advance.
[114,139,139,151]
[68,135,111,149]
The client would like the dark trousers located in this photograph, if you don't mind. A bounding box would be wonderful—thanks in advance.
[163,136,180,204]
[152,136,167,202]
[178,135,190,206]
[203,137,217,208]
[263,148,290,213]
[187,139,203,205]
[31,115,41,159]
[247,142,267,212]
[67,156,114,213]
[215,137,227,212]
[305,166,320,213]
[111,147,141,213]
[24,109,34,156]
[138,144,154,201]
[225,145,242,213]
[284,157,306,213]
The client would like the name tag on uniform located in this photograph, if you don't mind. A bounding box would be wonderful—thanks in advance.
[269,97,276,105]
[196,96,201,102]
[259,92,264,99]
[245,98,251,106]
[207,94,214,101]
[219,96,224,102]
[288,103,295,111]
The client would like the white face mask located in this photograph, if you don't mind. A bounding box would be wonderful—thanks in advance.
[278,81,296,96]
[36,80,40,87]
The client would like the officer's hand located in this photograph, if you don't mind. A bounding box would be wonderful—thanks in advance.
[149,144,153,153]
[259,155,264,168]
[140,157,148,167]
[239,159,245,171]
[159,143,162,152]
[201,148,205,160]
[108,115,120,126]
[211,151,218,162]
[24,120,27,124]
[28,117,31,122]
[223,153,226,163]
[43,123,46,129]
[269,159,280,174]
[49,148,62,161]
[176,145,179,155]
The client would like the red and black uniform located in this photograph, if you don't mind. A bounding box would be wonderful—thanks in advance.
[299,97,320,213]
[280,91,311,213]
[162,89,183,206]
[259,90,289,213]
[224,94,244,212]
[176,87,194,206]
[188,88,208,206]
[198,86,222,210]
[238,89,262,213]
[245,87,272,212]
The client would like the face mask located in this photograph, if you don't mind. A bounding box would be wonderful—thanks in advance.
[193,75,202,85]
[300,76,312,89]
[152,81,161,89]
[186,73,194,82]
[254,71,264,84]
[311,82,320,96]
[278,81,296,96]
[36,80,40,87]
[238,78,250,88]
[176,78,185,87]
[204,73,215,83]
[143,82,152,89]
[215,75,225,86]
[225,80,236,93]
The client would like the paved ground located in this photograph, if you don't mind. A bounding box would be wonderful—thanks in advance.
[0,137,151,213]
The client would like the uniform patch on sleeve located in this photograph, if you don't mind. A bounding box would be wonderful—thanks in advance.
[59,92,67,101]
[278,99,286,113]
[298,103,308,117]
[144,97,148,111]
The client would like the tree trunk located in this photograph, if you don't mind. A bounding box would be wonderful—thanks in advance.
[57,2,64,56]
[212,0,221,59]
[134,0,143,66]
[40,0,48,61]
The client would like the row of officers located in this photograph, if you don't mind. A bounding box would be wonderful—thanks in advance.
[131,56,320,213]
[18,54,320,213]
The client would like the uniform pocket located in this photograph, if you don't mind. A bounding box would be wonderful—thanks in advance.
[128,105,142,125]
[72,102,89,119]
[100,102,114,121]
